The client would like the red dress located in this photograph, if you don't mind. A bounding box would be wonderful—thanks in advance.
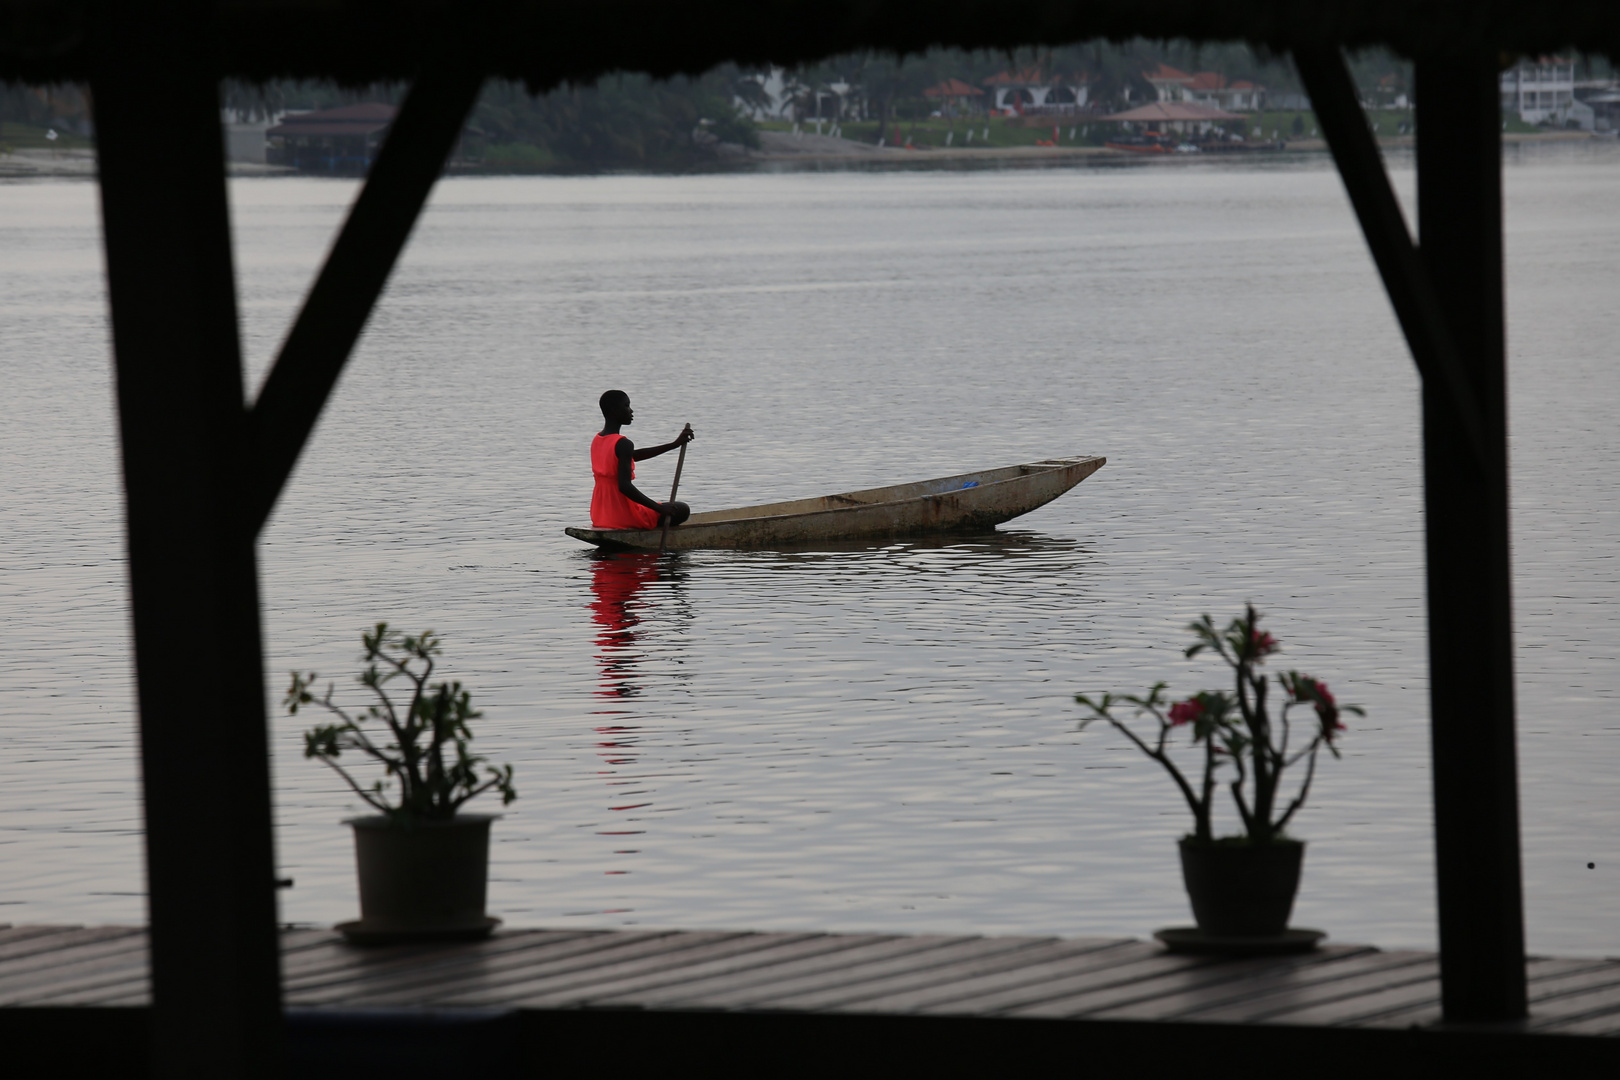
[591,433,660,530]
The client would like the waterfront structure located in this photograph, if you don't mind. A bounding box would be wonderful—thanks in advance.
[732,67,851,123]
[1100,100,1242,134]
[1145,64,1264,111]
[5,925,1618,1074]
[921,77,984,113]
[982,67,1089,113]
[1499,57,1591,128]
[1144,62,1195,101]
[1185,71,1265,111]
[4,2,1617,1076]
[1577,82,1620,131]
[222,107,275,164]
[267,103,397,173]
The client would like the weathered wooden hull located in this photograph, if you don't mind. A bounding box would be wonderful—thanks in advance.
[565,455,1105,551]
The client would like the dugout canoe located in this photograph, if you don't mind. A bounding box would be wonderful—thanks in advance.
[564,455,1105,551]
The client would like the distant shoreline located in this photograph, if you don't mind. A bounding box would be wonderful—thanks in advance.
[0,130,1605,180]
[742,128,1601,167]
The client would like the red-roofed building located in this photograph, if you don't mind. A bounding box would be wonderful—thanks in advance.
[1145,66,1264,112]
[1143,64,1194,103]
[1185,72,1265,112]
[922,78,985,114]
[267,103,397,173]
[981,67,1089,114]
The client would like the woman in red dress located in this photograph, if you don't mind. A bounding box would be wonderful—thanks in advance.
[591,389,694,530]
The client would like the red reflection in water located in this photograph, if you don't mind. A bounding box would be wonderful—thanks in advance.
[586,553,676,886]
[588,552,665,699]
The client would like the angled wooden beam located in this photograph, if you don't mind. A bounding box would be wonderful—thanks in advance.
[247,69,484,534]
[1293,46,1490,473]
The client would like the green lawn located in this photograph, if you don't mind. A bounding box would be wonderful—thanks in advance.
[0,121,92,151]
[1240,109,1416,140]
[480,142,563,171]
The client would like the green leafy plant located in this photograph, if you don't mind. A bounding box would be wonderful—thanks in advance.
[1076,606,1361,845]
[286,624,516,824]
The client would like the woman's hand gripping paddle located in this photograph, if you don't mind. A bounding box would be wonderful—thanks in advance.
[660,425,690,552]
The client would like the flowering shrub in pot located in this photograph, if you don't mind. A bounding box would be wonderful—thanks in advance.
[1076,606,1360,940]
[286,624,516,943]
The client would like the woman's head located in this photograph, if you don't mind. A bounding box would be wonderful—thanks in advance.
[599,389,632,424]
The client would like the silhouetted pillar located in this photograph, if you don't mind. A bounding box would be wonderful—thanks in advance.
[91,23,283,1080]
[1415,49,1528,1023]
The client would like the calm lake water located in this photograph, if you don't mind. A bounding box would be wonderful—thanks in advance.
[2,144,1618,954]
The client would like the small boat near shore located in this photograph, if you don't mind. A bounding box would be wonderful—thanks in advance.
[565,455,1105,551]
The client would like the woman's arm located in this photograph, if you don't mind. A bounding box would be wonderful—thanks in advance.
[615,438,665,513]
[631,424,695,461]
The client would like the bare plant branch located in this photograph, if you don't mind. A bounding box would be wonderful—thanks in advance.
[292,626,516,824]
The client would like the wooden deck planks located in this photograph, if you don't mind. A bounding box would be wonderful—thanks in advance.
[1084,946,1395,1021]
[819,939,1151,1014]
[738,937,1107,1013]
[282,929,602,1003]
[913,945,1220,1016]
[610,934,1055,1011]
[1007,947,1373,1020]
[0,931,151,1006]
[480,933,884,1010]
[1527,975,1620,1033]
[1247,971,1445,1026]
[1177,951,1438,1023]
[293,930,727,1006]
[0,926,141,965]
[0,925,1614,1039]
[39,928,348,1007]
[448,933,943,1008]
[363,932,838,1008]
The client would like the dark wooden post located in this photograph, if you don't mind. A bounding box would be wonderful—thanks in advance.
[1415,49,1528,1023]
[91,30,284,1080]
[1299,42,1528,1024]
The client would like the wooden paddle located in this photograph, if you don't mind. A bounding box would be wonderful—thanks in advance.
[659,427,689,552]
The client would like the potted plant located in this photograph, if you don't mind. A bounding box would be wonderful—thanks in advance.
[1076,606,1360,948]
[286,623,517,944]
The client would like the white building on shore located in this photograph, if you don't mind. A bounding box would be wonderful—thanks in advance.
[981,67,1089,113]
[1501,57,1593,129]
[1143,65,1263,112]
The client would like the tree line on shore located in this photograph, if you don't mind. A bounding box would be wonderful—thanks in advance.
[218,41,1397,171]
[4,45,1613,171]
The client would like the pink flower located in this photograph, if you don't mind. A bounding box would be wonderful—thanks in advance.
[1250,630,1278,657]
[1310,680,1345,736]
[1168,698,1204,726]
